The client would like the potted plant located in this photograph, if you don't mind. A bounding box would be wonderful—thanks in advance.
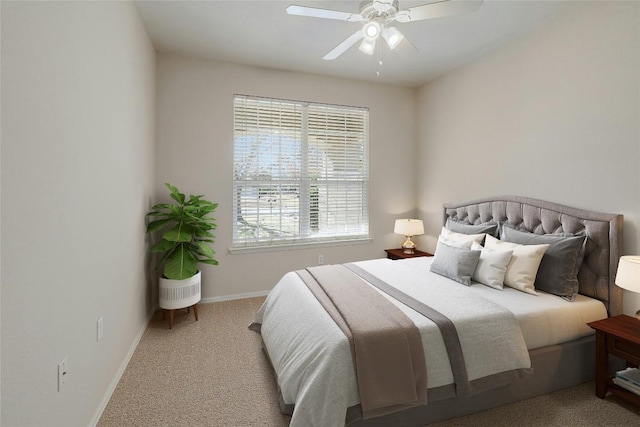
[146,183,218,326]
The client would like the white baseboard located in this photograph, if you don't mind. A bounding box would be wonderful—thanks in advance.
[87,291,268,426]
[200,290,269,304]
[88,306,156,427]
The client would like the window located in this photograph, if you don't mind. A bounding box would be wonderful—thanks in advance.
[233,94,369,249]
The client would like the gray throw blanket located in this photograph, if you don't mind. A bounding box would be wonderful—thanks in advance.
[297,265,428,419]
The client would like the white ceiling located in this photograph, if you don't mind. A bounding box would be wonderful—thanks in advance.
[133,0,579,87]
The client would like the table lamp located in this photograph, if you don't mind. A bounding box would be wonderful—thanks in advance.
[615,255,640,320]
[394,219,424,254]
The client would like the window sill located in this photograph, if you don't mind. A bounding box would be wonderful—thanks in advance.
[228,237,373,255]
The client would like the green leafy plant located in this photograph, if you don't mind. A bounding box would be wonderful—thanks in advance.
[146,183,218,280]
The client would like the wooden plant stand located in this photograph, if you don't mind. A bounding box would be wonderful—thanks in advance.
[162,304,199,329]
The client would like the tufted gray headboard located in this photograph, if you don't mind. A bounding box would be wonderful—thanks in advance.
[443,196,623,316]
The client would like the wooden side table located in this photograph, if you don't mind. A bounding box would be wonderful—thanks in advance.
[385,248,433,260]
[587,314,640,407]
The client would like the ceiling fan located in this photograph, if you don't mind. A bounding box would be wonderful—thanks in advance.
[286,0,483,60]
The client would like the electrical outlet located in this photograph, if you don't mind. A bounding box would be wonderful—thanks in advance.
[58,357,68,392]
[318,254,324,265]
[97,316,104,342]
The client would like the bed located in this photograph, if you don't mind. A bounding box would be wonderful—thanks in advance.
[251,196,623,426]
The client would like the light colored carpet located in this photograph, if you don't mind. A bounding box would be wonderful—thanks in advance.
[99,297,640,426]
[98,297,289,427]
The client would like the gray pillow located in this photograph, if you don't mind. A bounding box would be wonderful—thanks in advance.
[500,224,586,301]
[446,218,498,238]
[430,240,481,286]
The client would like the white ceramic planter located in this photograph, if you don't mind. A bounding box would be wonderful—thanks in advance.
[159,271,201,310]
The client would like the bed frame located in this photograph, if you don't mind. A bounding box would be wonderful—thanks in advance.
[346,196,623,426]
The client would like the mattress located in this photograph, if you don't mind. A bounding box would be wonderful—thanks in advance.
[393,257,608,350]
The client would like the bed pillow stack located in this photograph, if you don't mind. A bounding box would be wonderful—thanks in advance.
[431,226,549,292]
[432,223,520,289]
[430,221,587,300]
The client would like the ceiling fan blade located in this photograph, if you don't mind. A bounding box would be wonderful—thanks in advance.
[286,5,362,22]
[323,30,364,60]
[403,0,483,22]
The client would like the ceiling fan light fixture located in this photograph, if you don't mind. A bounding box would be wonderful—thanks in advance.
[382,26,404,49]
[359,37,377,55]
[286,0,484,61]
[362,21,381,40]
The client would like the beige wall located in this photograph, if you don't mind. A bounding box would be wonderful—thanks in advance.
[2,1,639,425]
[156,55,417,300]
[415,1,640,314]
[1,1,156,425]
[0,2,3,421]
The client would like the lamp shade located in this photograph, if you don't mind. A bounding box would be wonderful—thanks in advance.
[394,219,424,236]
[615,256,640,293]
[382,27,404,50]
[359,37,376,55]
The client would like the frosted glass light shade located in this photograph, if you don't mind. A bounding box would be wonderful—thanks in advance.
[363,21,381,39]
[382,27,404,50]
[359,37,376,55]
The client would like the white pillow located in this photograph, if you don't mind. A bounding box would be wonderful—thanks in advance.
[438,234,473,249]
[440,227,485,247]
[471,242,514,290]
[484,235,549,295]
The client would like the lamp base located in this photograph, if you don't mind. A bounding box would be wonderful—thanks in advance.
[402,236,417,254]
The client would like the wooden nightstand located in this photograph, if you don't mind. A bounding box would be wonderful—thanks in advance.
[385,248,433,260]
[587,315,640,407]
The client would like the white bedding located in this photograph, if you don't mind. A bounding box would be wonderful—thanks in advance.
[399,257,609,349]
[254,257,607,427]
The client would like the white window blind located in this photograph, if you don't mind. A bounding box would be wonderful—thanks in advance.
[233,94,369,249]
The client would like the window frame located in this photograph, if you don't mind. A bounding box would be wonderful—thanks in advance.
[231,94,370,252]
